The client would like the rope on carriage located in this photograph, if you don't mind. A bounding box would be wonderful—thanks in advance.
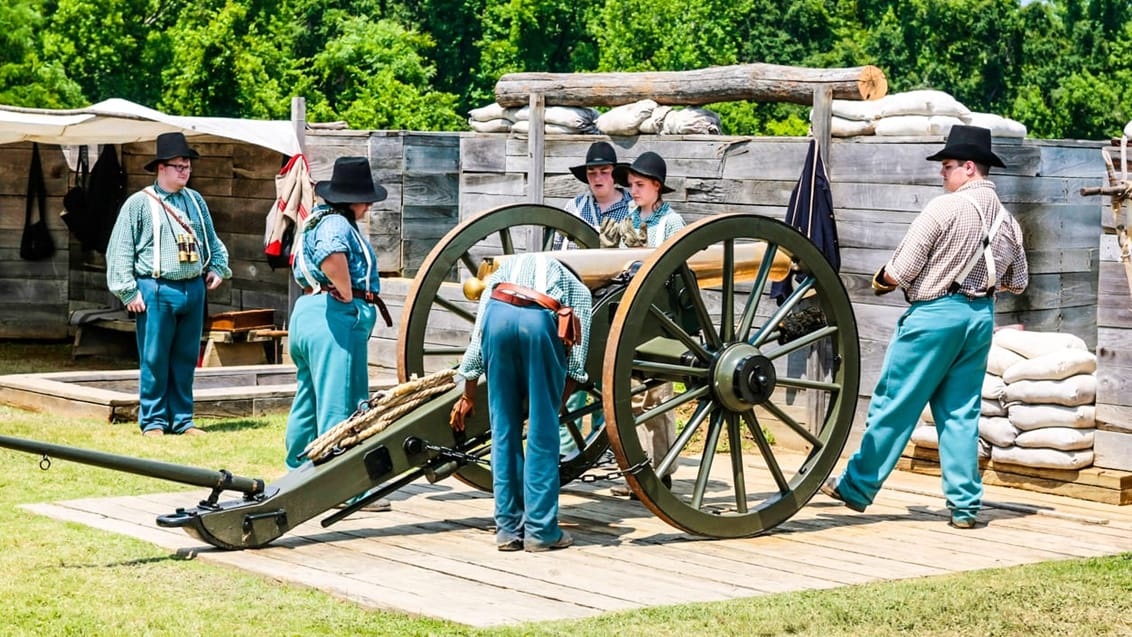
[303,369,457,463]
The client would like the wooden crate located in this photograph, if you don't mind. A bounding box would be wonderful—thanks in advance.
[205,309,274,332]
[899,445,1132,505]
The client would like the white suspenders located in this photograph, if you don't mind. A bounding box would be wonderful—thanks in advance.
[951,192,1007,295]
[144,187,211,278]
[294,213,373,294]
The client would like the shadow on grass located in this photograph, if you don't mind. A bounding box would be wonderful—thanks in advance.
[202,418,277,433]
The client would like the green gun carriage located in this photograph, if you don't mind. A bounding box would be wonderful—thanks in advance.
[0,204,859,549]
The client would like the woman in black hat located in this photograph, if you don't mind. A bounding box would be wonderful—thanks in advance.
[609,151,686,497]
[614,151,686,247]
[284,157,391,511]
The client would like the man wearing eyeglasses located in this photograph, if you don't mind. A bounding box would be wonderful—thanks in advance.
[821,125,1028,530]
[107,132,231,437]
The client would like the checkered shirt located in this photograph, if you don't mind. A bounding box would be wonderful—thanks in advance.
[457,253,593,383]
[887,180,1028,302]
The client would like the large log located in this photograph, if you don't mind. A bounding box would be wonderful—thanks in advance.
[495,64,887,108]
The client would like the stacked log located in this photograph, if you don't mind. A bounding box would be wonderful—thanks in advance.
[911,329,1097,470]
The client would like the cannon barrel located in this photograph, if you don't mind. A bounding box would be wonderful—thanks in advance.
[463,242,792,300]
[0,434,265,496]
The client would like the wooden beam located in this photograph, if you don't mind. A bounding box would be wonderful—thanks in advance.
[495,64,887,108]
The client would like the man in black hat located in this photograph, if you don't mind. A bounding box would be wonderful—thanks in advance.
[821,125,1028,529]
[106,132,230,437]
[556,141,632,456]
[560,141,633,251]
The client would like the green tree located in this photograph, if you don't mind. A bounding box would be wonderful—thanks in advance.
[294,15,463,130]
[0,0,84,107]
[43,0,177,108]
[470,0,597,106]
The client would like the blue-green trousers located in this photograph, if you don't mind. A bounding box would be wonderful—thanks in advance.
[482,300,568,547]
[836,295,993,523]
[135,276,205,434]
[284,294,376,469]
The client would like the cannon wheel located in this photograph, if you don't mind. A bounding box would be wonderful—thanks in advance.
[602,214,860,538]
[397,203,604,491]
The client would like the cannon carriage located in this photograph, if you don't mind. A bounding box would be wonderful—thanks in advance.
[0,203,859,549]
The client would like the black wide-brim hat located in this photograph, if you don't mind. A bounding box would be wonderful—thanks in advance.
[925,124,1006,168]
[144,132,201,172]
[614,151,675,194]
[316,156,388,204]
[569,141,626,182]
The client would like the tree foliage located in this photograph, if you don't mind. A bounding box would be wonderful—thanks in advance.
[0,0,1126,138]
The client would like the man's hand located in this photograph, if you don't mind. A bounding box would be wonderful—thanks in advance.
[204,271,223,290]
[126,292,146,313]
[449,395,474,432]
[871,265,897,295]
[599,217,621,248]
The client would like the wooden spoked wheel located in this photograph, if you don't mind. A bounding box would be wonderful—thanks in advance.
[602,214,860,538]
[396,203,607,491]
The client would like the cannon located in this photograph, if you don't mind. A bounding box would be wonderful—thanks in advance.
[0,203,859,548]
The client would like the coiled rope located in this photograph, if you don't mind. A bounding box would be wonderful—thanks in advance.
[303,369,457,463]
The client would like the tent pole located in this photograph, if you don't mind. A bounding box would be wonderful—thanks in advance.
[284,97,307,348]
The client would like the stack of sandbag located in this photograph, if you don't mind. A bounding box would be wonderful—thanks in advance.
[815,89,1027,139]
[908,329,1097,472]
[466,103,600,134]
[596,100,721,136]
[467,102,513,133]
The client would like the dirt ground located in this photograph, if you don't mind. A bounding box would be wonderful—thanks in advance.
[0,340,137,376]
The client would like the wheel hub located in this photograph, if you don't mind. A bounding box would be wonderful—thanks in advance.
[711,343,777,412]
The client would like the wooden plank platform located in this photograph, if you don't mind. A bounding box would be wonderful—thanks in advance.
[22,459,1132,628]
[900,445,1132,505]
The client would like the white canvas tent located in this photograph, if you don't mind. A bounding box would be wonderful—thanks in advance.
[0,98,301,156]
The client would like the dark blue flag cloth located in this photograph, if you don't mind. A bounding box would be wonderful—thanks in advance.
[770,138,840,303]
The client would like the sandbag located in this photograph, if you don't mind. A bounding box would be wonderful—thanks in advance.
[964,112,1027,138]
[877,90,971,119]
[830,116,876,138]
[991,445,1093,470]
[1007,404,1095,431]
[661,107,722,135]
[981,398,1006,417]
[507,105,598,130]
[639,105,672,134]
[510,120,586,135]
[1014,427,1095,451]
[873,115,963,137]
[1003,374,1096,407]
[979,416,1019,447]
[830,99,881,122]
[468,102,508,122]
[986,344,1025,376]
[993,328,1087,359]
[1002,349,1097,384]
[468,118,512,133]
[596,100,657,135]
[978,438,992,459]
[910,424,939,449]
[982,374,1006,400]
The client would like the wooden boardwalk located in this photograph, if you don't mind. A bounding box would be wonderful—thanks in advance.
[24,463,1132,628]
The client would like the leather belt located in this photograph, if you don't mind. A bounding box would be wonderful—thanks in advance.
[490,283,561,312]
[303,285,393,327]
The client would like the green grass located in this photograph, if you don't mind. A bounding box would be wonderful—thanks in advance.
[0,343,1130,636]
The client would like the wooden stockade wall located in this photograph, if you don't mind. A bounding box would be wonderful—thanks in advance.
[0,130,1114,438]
[1094,145,1132,472]
[372,133,1104,414]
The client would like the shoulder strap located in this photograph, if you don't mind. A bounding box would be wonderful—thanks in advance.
[144,187,163,278]
[951,192,1007,294]
[26,143,47,226]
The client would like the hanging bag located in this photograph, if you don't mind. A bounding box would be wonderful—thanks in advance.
[20,143,55,261]
[60,145,96,249]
